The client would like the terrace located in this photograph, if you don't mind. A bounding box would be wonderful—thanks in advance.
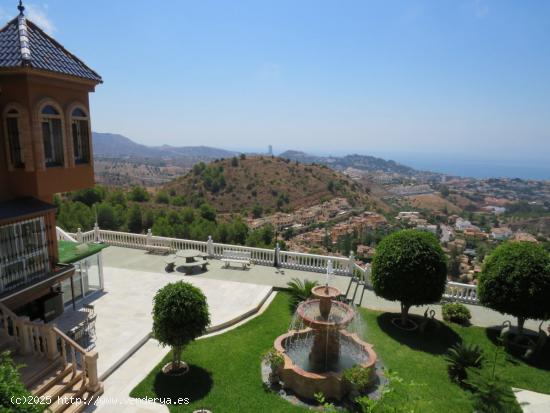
[51,226,549,412]
[47,226,549,412]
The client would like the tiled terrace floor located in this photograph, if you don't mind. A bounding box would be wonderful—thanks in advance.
[53,262,272,378]
[101,246,544,331]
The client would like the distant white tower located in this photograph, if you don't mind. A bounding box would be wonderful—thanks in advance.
[268,145,273,155]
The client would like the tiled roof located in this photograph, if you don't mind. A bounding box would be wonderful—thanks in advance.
[0,16,102,82]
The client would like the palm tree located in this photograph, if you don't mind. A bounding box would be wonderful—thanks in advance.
[286,278,319,310]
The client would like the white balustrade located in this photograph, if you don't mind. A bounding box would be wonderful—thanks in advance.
[57,226,480,305]
[56,227,77,242]
[443,281,479,304]
[0,302,99,391]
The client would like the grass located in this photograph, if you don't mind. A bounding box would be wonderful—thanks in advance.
[131,292,550,412]
[131,292,310,412]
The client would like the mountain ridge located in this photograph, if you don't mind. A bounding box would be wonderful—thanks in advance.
[93,132,237,159]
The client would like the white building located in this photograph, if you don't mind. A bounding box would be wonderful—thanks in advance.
[491,227,513,241]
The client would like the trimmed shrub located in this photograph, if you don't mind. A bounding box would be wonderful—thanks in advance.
[478,241,550,334]
[152,282,210,371]
[371,230,447,324]
[442,303,472,325]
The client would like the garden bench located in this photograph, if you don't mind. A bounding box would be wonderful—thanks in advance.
[165,255,177,272]
[147,244,172,255]
[221,250,251,269]
[179,260,210,275]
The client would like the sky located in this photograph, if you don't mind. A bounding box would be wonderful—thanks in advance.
[2,0,550,163]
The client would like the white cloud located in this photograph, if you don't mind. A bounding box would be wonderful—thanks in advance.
[26,3,55,34]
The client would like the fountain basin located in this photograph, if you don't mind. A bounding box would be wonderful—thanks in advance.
[274,329,377,400]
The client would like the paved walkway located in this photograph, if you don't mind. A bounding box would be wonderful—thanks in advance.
[87,292,278,413]
[515,389,550,413]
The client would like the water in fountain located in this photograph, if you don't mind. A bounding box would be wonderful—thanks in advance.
[284,297,370,373]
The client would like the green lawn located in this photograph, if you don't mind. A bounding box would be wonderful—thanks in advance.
[131,292,550,412]
[131,293,310,412]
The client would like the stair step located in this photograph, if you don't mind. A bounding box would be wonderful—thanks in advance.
[17,355,55,387]
[47,378,88,413]
[38,369,83,403]
[62,385,104,413]
[32,363,73,396]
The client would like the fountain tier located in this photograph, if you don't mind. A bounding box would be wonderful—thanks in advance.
[274,285,377,400]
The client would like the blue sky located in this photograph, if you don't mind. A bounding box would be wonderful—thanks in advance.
[3,1,550,161]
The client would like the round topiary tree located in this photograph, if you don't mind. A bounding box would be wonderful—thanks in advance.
[152,281,210,373]
[371,229,447,325]
[478,241,550,335]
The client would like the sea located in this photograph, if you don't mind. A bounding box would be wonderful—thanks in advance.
[362,152,550,181]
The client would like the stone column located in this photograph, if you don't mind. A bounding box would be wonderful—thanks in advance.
[85,351,100,392]
[274,243,280,268]
[18,317,32,355]
[77,228,83,243]
[94,223,100,242]
[44,326,59,360]
[146,229,152,246]
[207,236,214,257]
[348,251,355,277]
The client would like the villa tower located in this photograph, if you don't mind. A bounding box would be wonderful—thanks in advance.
[0,1,102,318]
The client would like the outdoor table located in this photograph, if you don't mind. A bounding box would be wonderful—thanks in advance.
[175,249,209,274]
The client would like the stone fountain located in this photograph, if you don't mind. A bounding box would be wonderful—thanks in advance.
[274,284,377,400]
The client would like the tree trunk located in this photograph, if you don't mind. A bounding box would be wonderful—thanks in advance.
[517,317,525,336]
[401,303,410,325]
[173,345,182,369]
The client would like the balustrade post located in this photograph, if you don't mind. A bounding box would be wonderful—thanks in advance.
[18,317,32,355]
[45,326,59,360]
[85,351,100,393]
[77,228,83,243]
[94,222,100,242]
[207,235,214,257]
[274,243,280,268]
[348,251,355,277]
[146,229,152,247]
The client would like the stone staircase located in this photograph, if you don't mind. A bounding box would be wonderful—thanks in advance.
[0,304,103,412]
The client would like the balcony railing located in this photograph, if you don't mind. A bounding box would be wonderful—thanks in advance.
[63,225,480,304]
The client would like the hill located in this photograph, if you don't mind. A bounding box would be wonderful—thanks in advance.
[92,132,236,160]
[162,156,373,214]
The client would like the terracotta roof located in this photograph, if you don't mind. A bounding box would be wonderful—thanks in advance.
[0,15,102,82]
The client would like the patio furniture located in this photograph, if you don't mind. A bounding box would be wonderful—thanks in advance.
[83,304,95,316]
[165,254,177,272]
[147,244,172,255]
[86,313,97,341]
[175,249,209,275]
[221,249,251,269]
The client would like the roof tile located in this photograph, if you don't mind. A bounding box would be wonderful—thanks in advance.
[0,16,102,82]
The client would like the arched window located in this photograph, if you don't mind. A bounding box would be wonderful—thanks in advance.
[3,108,24,168]
[41,104,64,167]
[71,107,90,164]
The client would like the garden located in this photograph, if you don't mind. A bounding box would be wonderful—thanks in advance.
[130,232,550,413]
